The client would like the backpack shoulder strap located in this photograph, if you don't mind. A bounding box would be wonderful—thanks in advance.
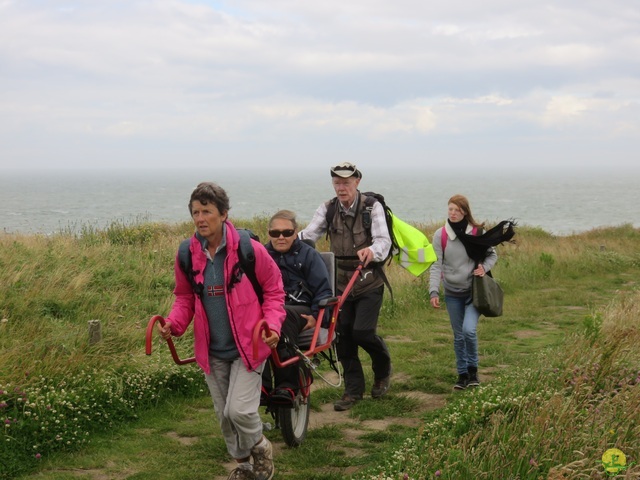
[442,226,478,250]
[361,195,376,231]
[180,232,264,304]
[441,226,478,257]
[178,238,191,272]
[440,227,447,253]
[325,197,338,225]
[360,194,395,299]
[324,197,339,241]
[325,194,375,233]
[178,238,204,296]
[237,229,264,305]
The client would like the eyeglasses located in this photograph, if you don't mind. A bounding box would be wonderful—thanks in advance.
[268,229,295,238]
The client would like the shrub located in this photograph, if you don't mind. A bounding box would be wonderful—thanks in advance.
[0,363,205,479]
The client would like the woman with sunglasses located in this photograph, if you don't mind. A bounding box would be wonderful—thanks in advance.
[264,210,333,404]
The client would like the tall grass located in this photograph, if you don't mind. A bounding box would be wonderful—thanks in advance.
[0,221,206,478]
[356,292,640,480]
[1,220,639,479]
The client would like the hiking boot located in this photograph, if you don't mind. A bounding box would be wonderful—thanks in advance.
[227,467,256,480]
[333,394,359,411]
[453,373,469,390]
[251,437,274,480]
[371,375,391,399]
[467,367,480,387]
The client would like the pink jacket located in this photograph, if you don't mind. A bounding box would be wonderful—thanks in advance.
[166,221,285,374]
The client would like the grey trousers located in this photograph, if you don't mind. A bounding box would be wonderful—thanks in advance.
[205,356,265,460]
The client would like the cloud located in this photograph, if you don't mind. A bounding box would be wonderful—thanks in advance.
[0,0,639,171]
[543,96,590,125]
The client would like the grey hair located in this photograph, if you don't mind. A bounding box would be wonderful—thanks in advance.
[188,182,230,215]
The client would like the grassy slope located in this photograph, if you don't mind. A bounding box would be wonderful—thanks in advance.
[1,221,639,479]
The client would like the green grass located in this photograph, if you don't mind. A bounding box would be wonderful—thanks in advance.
[21,396,229,480]
[355,295,640,479]
[1,220,639,479]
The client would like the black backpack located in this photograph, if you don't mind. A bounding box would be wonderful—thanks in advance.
[324,191,399,263]
[178,229,263,304]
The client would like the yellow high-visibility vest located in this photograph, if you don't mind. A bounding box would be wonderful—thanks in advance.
[391,214,437,277]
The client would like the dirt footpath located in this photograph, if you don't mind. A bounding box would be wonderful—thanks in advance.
[213,370,449,480]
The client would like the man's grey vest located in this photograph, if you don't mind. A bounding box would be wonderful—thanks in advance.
[326,193,385,297]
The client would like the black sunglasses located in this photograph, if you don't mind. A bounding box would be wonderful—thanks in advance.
[268,229,295,238]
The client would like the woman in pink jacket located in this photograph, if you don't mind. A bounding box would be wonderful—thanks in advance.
[158,182,285,480]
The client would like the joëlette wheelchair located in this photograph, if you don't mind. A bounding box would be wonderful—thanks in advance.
[146,252,363,448]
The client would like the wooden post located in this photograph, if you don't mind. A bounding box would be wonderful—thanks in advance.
[88,319,102,344]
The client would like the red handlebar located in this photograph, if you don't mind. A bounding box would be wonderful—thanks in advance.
[252,319,271,361]
[145,315,196,365]
[147,262,364,369]
[252,262,364,368]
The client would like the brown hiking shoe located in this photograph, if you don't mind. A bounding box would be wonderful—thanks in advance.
[251,437,274,480]
[371,375,391,399]
[333,394,359,411]
[227,467,256,480]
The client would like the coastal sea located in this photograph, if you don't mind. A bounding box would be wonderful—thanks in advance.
[1,168,639,236]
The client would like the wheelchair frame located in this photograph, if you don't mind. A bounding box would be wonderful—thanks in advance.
[145,261,364,448]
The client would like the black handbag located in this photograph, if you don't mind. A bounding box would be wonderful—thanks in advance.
[472,273,503,317]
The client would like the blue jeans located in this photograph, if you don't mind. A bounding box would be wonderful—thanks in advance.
[444,295,480,374]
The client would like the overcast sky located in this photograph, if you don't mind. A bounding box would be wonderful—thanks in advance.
[1,0,639,173]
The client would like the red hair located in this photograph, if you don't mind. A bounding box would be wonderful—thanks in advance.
[448,194,484,228]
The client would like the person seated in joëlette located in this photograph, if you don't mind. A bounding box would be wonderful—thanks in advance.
[264,209,333,405]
